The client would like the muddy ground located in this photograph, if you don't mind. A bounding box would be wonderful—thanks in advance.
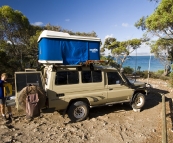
[0,78,173,143]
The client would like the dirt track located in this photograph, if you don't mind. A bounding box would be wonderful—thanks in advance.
[0,78,173,143]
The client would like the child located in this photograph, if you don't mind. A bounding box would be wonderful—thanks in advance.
[0,73,12,120]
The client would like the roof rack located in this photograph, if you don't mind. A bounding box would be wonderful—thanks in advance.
[51,60,107,67]
[81,60,107,66]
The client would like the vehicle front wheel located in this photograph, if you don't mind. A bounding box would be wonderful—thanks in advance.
[67,101,89,122]
[132,93,145,109]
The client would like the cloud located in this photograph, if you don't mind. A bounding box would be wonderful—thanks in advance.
[122,23,130,27]
[105,34,114,39]
[130,44,153,56]
[32,22,43,26]
[65,19,70,22]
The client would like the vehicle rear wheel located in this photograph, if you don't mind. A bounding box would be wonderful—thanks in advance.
[68,101,89,122]
[132,93,145,109]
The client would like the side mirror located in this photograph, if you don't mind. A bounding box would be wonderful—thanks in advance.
[120,68,124,73]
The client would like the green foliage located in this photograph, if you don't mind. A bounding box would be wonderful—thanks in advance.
[100,55,120,68]
[136,70,169,80]
[135,0,173,77]
[150,38,173,61]
[102,38,142,69]
[146,0,173,31]
[0,5,32,72]
[136,0,173,34]
[135,16,147,31]
[123,66,134,74]
[156,70,164,74]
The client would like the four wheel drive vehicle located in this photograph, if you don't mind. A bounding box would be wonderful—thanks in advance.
[15,64,147,122]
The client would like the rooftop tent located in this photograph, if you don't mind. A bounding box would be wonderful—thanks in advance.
[37,30,101,65]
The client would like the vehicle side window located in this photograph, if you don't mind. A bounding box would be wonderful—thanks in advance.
[55,71,79,85]
[82,70,102,83]
[107,72,122,85]
[82,71,92,83]
[92,71,102,82]
[68,71,79,84]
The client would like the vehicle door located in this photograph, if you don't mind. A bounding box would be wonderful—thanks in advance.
[106,71,134,103]
[15,71,45,110]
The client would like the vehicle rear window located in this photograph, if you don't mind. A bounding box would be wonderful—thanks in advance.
[55,71,79,85]
[15,73,43,92]
[82,70,102,83]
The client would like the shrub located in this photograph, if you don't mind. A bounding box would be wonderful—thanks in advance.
[156,70,164,75]
[137,71,148,78]
[123,66,134,74]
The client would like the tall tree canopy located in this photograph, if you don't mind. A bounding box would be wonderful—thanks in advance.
[135,0,173,75]
[0,5,31,74]
[135,0,173,39]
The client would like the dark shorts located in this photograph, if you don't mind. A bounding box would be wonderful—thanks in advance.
[0,98,5,105]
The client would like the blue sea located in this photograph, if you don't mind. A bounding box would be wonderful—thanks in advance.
[123,56,164,72]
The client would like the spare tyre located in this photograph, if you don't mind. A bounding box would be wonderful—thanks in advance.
[17,85,46,111]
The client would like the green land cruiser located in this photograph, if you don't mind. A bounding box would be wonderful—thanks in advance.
[15,64,147,122]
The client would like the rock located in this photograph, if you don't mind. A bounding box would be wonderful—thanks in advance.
[15,133,21,137]
[53,111,59,115]
[0,125,8,129]
[153,129,156,132]
[15,118,20,121]
[15,141,22,143]
[33,128,39,132]
[133,108,141,112]
[91,118,96,122]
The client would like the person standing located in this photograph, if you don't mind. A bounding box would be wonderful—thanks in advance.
[0,73,12,120]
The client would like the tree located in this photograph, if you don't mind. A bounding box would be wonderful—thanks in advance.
[102,37,142,70]
[150,38,172,75]
[135,0,173,75]
[145,0,173,40]
[137,66,141,72]
[0,5,32,72]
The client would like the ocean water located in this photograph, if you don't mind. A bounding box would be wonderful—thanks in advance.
[123,56,164,72]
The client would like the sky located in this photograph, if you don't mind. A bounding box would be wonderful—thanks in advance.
[0,0,158,56]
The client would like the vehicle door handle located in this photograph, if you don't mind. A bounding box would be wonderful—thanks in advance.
[109,88,113,90]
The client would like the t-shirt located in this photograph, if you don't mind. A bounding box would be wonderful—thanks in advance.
[0,80,4,99]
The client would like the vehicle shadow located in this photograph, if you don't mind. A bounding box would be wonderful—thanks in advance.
[89,103,132,119]
[89,87,170,119]
[41,107,55,113]
[144,88,169,110]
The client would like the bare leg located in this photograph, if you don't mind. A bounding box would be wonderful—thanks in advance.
[0,104,5,115]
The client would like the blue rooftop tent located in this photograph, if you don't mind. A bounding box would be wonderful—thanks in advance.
[37,30,101,65]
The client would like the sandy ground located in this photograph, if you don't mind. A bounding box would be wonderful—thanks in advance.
[0,78,173,143]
